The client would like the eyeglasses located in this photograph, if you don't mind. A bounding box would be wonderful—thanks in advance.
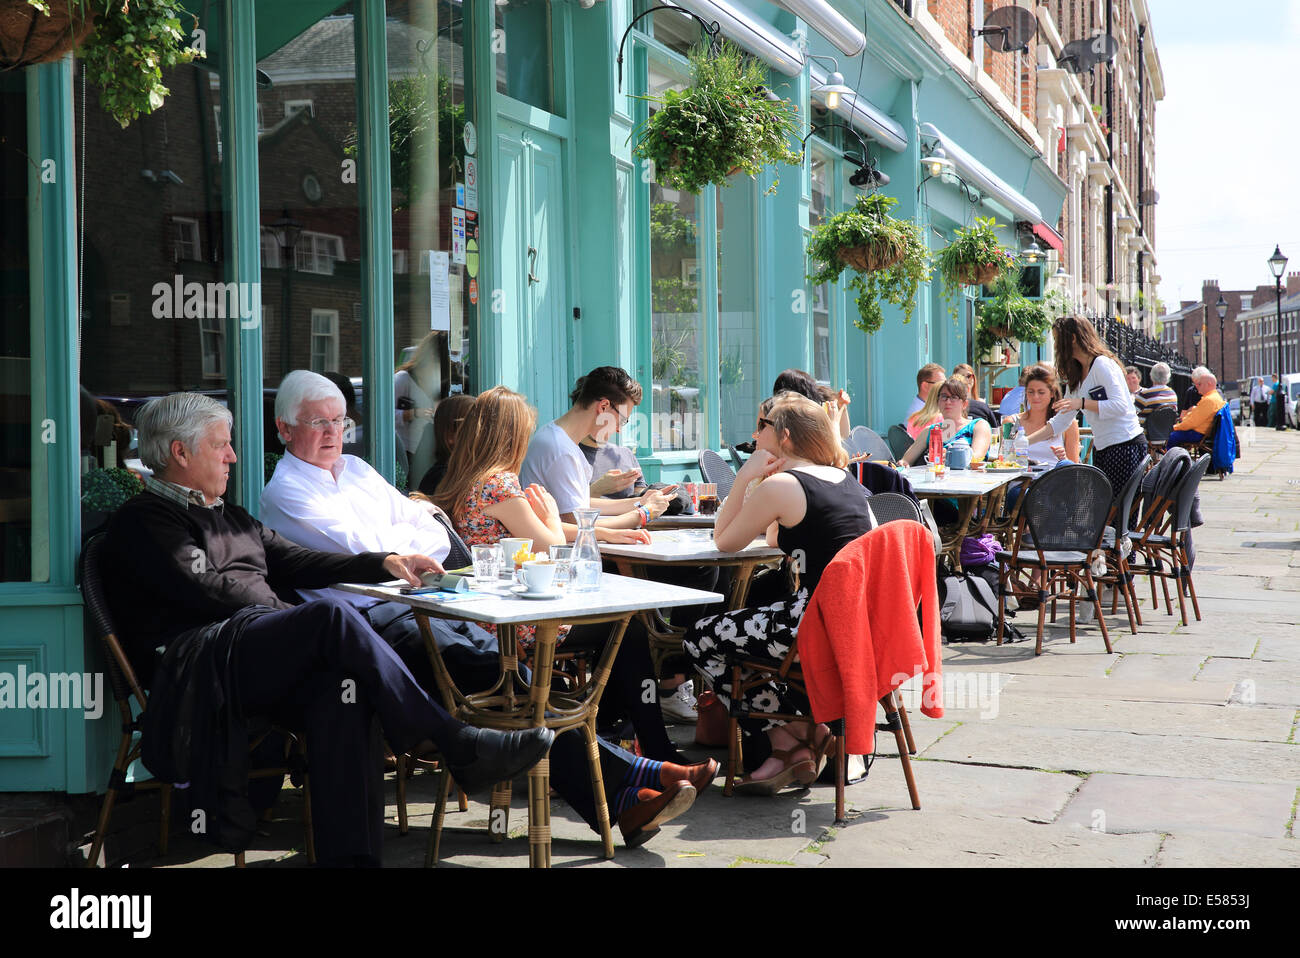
[303,416,354,432]
[606,402,630,428]
[757,417,774,430]
[937,394,964,404]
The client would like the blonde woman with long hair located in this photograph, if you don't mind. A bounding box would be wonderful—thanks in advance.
[906,381,944,438]
[684,392,876,794]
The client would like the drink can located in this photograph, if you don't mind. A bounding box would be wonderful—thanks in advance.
[685,482,698,510]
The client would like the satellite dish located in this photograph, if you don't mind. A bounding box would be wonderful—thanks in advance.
[1058,33,1118,73]
[1139,189,1160,206]
[973,6,1038,54]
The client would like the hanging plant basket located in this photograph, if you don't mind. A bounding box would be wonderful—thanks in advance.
[957,262,1003,286]
[5,0,202,128]
[0,0,94,68]
[633,39,801,195]
[935,216,1018,321]
[837,236,906,274]
[807,193,931,335]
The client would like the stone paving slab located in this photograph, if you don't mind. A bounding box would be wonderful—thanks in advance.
[820,810,1162,868]
[935,693,1294,742]
[922,723,1300,784]
[867,760,1081,822]
[1057,773,1297,838]
[1107,652,1209,682]
[1254,636,1300,662]
[1197,657,1300,707]
[969,672,1236,705]
[1156,831,1300,868]
[1103,630,1261,658]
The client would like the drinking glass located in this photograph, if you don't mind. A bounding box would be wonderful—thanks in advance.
[549,545,573,587]
[471,545,498,586]
[697,482,720,516]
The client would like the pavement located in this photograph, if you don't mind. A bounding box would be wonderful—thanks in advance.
[122,428,1300,868]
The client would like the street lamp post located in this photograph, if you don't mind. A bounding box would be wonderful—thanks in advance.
[1268,245,1288,430]
[1215,294,1228,381]
[273,209,304,379]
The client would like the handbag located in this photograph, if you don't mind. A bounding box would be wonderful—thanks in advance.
[693,690,729,747]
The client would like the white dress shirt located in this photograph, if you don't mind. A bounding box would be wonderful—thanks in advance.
[260,451,451,607]
[1047,356,1144,451]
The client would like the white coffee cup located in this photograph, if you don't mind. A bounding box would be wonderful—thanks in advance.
[499,537,534,569]
[519,559,556,593]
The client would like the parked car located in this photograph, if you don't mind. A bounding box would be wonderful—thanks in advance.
[1282,374,1300,428]
[1228,397,1244,425]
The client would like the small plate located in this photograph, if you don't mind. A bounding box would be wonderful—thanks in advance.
[511,586,563,600]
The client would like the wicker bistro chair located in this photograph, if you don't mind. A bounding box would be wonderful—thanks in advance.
[1097,454,1152,631]
[886,424,913,461]
[1144,405,1178,460]
[1128,454,1212,627]
[846,425,894,463]
[79,535,315,868]
[697,448,737,499]
[719,515,927,826]
[994,465,1115,655]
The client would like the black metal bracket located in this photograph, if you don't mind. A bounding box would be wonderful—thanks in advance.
[799,121,889,192]
[616,5,722,92]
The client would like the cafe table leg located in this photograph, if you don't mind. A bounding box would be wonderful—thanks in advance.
[581,614,632,860]
[526,621,559,868]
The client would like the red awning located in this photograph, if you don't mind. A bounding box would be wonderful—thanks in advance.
[1032,221,1065,254]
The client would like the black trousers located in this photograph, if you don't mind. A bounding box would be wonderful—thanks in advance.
[1253,401,1269,427]
[361,600,642,830]
[232,598,460,865]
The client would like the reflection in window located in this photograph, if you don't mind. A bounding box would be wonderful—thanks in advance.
[717,182,760,448]
[495,0,553,114]
[649,187,703,451]
[75,3,234,517]
[388,0,475,490]
[259,3,368,475]
[809,152,833,382]
[0,73,36,580]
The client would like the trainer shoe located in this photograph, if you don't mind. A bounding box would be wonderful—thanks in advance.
[660,682,698,724]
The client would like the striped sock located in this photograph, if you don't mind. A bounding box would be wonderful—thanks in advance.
[620,755,663,791]
[612,786,646,818]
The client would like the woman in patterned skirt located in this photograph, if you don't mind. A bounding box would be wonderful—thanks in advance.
[683,393,876,793]
[1023,316,1148,497]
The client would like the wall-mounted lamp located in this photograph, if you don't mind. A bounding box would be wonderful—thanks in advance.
[921,147,953,179]
[1020,237,1043,264]
[807,54,854,111]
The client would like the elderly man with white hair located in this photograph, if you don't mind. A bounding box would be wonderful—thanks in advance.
[1134,361,1179,426]
[1169,372,1226,447]
[1182,365,1211,412]
[260,371,718,848]
[99,392,554,865]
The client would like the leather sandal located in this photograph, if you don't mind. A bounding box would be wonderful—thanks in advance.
[792,724,833,786]
[733,747,815,796]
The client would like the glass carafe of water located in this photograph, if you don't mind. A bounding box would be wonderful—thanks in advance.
[570,508,603,592]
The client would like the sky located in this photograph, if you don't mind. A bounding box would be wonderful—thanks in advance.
[1149,0,1300,310]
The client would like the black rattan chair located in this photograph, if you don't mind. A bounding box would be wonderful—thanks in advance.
[698,448,736,499]
[1144,405,1177,459]
[995,464,1115,655]
[886,424,913,461]
[1098,454,1151,631]
[845,426,894,462]
[1129,454,1211,626]
[866,491,923,525]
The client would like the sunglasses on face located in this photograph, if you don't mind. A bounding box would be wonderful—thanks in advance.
[757,417,774,430]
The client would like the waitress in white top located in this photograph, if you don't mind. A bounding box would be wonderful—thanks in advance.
[1024,316,1146,495]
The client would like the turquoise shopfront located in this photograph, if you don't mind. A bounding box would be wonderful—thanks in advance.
[0,0,1063,796]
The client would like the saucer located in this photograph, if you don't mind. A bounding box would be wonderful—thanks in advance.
[511,586,563,600]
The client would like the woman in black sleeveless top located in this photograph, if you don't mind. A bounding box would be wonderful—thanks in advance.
[684,393,875,794]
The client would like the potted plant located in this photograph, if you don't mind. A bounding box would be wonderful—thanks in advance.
[5,1,201,127]
[934,215,1017,319]
[806,192,930,334]
[974,272,1053,362]
[633,39,801,195]
[80,465,144,537]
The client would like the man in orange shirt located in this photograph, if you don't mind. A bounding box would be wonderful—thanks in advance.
[1169,372,1226,446]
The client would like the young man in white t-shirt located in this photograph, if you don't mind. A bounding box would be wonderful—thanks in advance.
[521,366,673,529]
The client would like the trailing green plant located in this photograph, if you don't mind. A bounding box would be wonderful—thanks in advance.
[934,216,1017,319]
[652,276,699,313]
[18,0,203,127]
[650,202,698,255]
[80,466,144,512]
[806,192,930,334]
[974,272,1052,359]
[633,39,801,195]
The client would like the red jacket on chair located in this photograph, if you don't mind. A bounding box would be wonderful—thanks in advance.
[797,521,942,754]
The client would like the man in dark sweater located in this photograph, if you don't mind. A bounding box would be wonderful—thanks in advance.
[101,393,554,865]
